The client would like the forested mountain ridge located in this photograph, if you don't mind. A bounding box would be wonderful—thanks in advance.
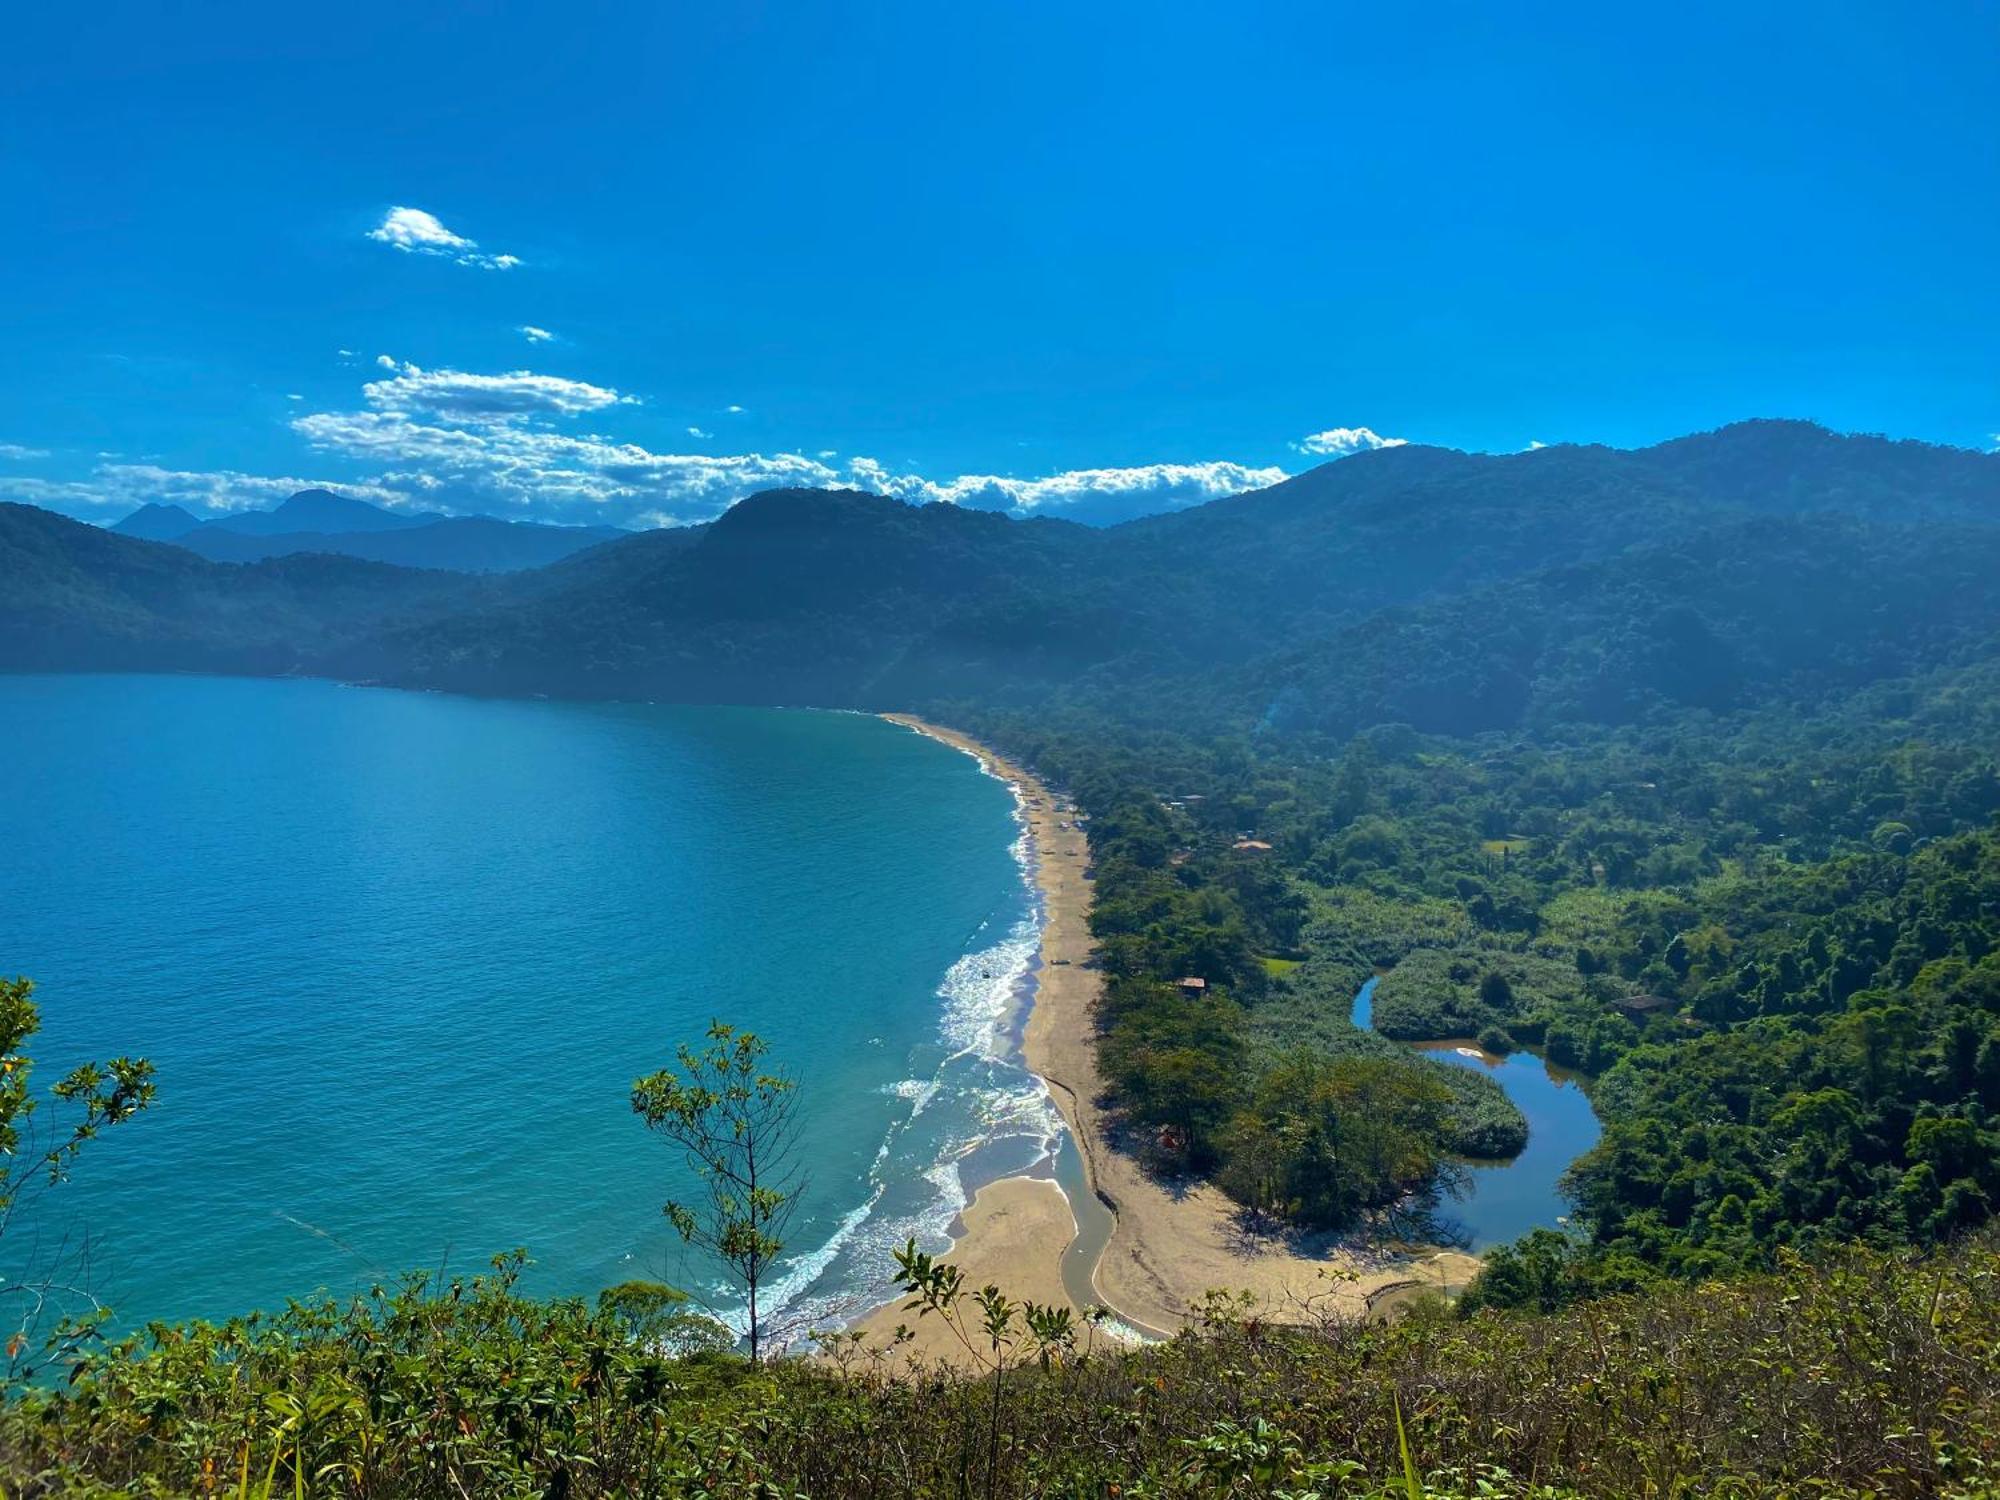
[326,423,2000,746]
[1227,512,2000,739]
[108,486,628,573]
[0,502,491,674]
[339,487,1150,701]
[10,420,1997,715]
[169,512,630,573]
[1109,419,2000,652]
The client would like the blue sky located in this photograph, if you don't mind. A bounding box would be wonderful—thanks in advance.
[3,1,1996,528]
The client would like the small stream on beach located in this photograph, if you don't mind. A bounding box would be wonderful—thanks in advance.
[1351,977,1602,1250]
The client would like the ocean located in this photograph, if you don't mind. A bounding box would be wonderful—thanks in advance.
[0,674,1062,1340]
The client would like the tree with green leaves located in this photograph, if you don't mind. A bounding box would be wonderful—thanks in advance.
[595,1279,735,1358]
[630,1022,803,1363]
[889,1237,1084,1499]
[0,975,154,1371]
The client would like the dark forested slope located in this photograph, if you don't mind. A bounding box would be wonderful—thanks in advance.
[170,513,628,573]
[340,488,1156,702]
[11,422,1998,718]
[326,422,2000,722]
[0,502,489,674]
[107,487,627,573]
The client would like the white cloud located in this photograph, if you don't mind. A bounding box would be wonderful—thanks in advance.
[286,393,304,402]
[275,336,1293,527]
[291,407,844,526]
[8,329,1293,533]
[366,206,520,271]
[725,404,745,414]
[3,462,404,519]
[362,360,630,422]
[336,348,357,358]
[518,325,555,343]
[1525,439,1547,451]
[854,460,1288,526]
[1293,425,1407,457]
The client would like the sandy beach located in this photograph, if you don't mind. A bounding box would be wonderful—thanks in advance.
[841,1175,1081,1367]
[866,714,1480,1356]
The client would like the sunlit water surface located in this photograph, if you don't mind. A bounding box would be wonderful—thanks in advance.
[0,675,1057,1337]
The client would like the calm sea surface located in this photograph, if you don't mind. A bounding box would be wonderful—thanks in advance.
[0,675,1055,1336]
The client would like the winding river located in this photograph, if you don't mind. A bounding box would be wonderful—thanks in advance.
[1351,976,1602,1250]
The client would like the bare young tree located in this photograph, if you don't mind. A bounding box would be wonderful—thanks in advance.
[630,1021,803,1363]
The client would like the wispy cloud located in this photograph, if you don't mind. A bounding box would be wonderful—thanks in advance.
[366,207,520,270]
[289,363,1289,529]
[363,360,630,422]
[1294,424,1407,457]
[292,407,844,526]
[518,325,555,343]
[3,463,403,518]
[0,344,1296,532]
[857,460,1288,526]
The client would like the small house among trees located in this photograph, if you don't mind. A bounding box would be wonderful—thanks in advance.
[1613,992,1675,1017]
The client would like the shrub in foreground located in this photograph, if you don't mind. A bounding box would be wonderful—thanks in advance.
[2,1235,1996,1497]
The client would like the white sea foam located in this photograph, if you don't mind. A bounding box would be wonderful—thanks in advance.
[752,720,1070,1344]
[935,920,1039,1056]
[727,1187,882,1341]
[755,914,1061,1340]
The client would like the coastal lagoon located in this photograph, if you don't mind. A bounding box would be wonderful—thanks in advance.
[1351,977,1602,1249]
[0,675,1057,1336]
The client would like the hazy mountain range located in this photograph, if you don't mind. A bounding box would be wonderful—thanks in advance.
[6,420,1998,739]
[110,489,627,573]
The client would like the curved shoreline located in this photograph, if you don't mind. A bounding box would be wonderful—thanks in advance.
[862,714,1479,1351]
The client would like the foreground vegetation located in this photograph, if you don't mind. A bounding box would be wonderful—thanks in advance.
[4,1234,1994,1498]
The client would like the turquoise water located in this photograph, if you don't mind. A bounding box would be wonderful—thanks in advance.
[1351,977,1601,1249]
[0,675,1059,1338]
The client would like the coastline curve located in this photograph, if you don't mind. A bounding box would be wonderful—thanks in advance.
[866,714,1480,1350]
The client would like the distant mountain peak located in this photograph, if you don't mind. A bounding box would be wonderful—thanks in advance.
[203,489,436,538]
[270,489,432,531]
[110,502,202,541]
